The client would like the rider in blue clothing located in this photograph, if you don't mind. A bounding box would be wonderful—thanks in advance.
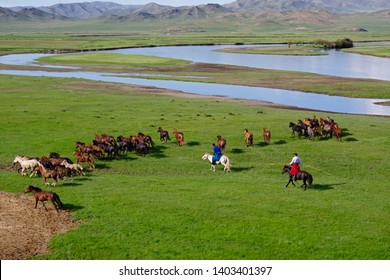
[212,143,222,165]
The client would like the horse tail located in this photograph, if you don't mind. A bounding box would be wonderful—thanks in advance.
[308,174,313,186]
[53,193,64,210]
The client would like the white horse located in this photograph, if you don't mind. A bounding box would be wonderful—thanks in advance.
[201,152,231,172]
[13,156,40,177]
[60,160,85,176]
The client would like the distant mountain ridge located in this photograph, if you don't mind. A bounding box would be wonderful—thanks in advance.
[225,0,390,13]
[2,0,390,21]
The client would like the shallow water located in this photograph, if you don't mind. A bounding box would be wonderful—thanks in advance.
[1,45,389,116]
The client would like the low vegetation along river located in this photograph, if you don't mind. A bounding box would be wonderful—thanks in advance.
[1,45,389,116]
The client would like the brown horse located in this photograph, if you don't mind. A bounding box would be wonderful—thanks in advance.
[263,128,271,144]
[244,129,253,147]
[37,162,59,186]
[217,135,226,152]
[157,127,171,144]
[73,150,95,169]
[333,126,342,141]
[25,185,64,212]
[172,128,186,146]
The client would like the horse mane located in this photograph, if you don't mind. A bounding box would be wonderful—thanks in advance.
[29,185,42,192]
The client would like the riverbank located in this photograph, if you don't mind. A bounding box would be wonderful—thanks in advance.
[33,52,390,100]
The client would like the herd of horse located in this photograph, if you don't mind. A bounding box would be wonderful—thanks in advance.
[289,115,342,141]
[15,121,326,210]
[13,153,84,187]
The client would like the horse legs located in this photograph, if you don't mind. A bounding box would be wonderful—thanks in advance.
[41,201,48,211]
[51,199,59,212]
[210,164,216,171]
[43,177,49,186]
[300,179,307,190]
[286,176,296,188]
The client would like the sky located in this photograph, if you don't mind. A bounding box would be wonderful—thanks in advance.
[0,0,235,8]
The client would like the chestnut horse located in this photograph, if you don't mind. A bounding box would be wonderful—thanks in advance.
[263,128,271,144]
[37,162,60,186]
[25,185,64,212]
[333,126,342,141]
[172,128,186,146]
[217,135,226,152]
[73,150,95,169]
[244,129,253,147]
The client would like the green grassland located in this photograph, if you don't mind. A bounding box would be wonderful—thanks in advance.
[343,43,390,57]
[1,10,389,260]
[216,45,328,56]
[0,9,389,56]
[1,74,389,260]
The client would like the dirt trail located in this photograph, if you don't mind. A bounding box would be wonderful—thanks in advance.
[0,191,78,260]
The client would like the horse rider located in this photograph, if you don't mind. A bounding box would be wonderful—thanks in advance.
[212,143,223,166]
[289,152,301,181]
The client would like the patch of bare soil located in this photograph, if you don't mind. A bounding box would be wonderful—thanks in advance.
[0,192,79,260]
[64,80,302,110]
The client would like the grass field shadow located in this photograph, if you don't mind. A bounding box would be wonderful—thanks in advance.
[344,137,358,142]
[231,166,255,172]
[256,142,269,147]
[187,141,201,146]
[230,148,245,154]
[310,182,346,191]
[61,181,86,187]
[63,203,83,211]
[150,145,169,158]
[309,184,334,191]
[274,140,287,145]
[94,163,111,169]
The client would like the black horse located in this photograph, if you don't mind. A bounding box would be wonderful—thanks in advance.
[157,127,171,144]
[289,122,303,138]
[281,165,313,191]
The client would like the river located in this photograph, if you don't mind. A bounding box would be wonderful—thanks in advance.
[0,44,389,116]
